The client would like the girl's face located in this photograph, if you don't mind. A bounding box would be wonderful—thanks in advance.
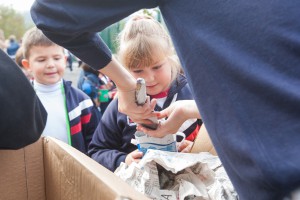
[130,58,172,96]
[23,45,66,85]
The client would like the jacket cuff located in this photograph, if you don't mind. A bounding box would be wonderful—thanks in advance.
[115,154,127,169]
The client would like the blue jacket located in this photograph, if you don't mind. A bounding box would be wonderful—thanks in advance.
[77,71,102,98]
[63,80,101,154]
[6,40,19,57]
[88,75,201,172]
[32,1,300,199]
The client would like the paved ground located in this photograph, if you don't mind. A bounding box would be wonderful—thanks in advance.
[63,62,81,87]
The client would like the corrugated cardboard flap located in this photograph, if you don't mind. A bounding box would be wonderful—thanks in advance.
[43,137,149,200]
[0,138,46,200]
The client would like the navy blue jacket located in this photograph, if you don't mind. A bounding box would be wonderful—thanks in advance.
[63,80,101,154]
[89,75,200,172]
[32,1,300,199]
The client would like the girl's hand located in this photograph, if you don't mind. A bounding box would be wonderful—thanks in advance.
[137,100,200,138]
[136,101,189,138]
[177,140,193,153]
[125,150,143,166]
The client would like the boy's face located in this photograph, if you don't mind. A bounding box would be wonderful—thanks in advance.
[22,45,66,85]
[129,58,172,96]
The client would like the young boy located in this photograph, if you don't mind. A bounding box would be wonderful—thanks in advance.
[21,27,101,154]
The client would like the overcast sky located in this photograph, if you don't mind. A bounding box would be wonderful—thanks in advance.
[0,0,35,11]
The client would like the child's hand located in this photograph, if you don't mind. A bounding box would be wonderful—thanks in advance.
[125,150,143,166]
[137,100,200,138]
[177,140,193,153]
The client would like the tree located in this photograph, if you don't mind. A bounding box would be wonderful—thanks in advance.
[0,5,26,41]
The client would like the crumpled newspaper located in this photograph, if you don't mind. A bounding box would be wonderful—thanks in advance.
[115,150,238,200]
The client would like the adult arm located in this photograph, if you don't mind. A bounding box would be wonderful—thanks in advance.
[0,49,47,149]
[31,0,158,123]
[30,0,157,71]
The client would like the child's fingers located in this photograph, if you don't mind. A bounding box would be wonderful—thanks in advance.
[133,158,141,163]
[181,148,191,153]
[126,150,143,165]
[178,140,193,153]
[155,105,173,119]
[132,150,143,157]
[149,98,157,108]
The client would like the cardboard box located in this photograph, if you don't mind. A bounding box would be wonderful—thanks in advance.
[191,124,217,155]
[0,137,149,200]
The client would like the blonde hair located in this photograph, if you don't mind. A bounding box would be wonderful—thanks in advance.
[22,27,61,59]
[117,15,181,82]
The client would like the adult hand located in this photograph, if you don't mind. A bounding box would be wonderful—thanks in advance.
[125,150,143,166]
[117,91,157,124]
[137,100,201,138]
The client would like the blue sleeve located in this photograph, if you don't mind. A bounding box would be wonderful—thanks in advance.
[30,0,158,70]
[88,99,127,172]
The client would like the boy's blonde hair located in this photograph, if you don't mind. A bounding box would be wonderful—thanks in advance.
[117,15,181,82]
[22,27,61,59]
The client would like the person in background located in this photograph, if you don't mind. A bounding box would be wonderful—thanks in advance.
[97,72,116,114]
[77,62,102,108]
[31,1,300,199]
[77,62,115,114]
[6,35,20,60]
[21,27,101,154]
[88,15,202,172]
[0,48,47,149]
[15,47,33,80]
[64,49,73,71]
[0,29,7,51]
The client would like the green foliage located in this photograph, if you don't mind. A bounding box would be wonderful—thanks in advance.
[143,8,162,22]
[99,8,163,53]
[99,20,125,54]
[0,5,26,41]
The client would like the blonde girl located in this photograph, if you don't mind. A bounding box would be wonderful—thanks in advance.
[89,15,202,172]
